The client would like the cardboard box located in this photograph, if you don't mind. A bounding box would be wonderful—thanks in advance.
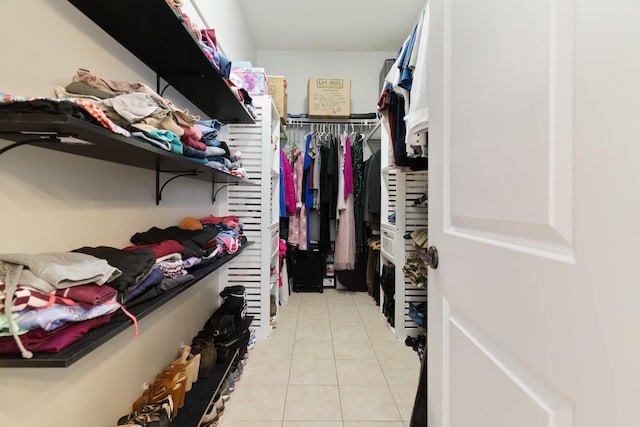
[308,78,351,118]
[268,75,287,122]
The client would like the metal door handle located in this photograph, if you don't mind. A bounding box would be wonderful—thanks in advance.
[425,246,439,269]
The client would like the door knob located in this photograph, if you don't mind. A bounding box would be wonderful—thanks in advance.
[425,246,439,269]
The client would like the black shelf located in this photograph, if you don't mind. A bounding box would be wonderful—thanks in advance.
[67,0,254,125]
[171,315,254,427]
[171,348,239,427]
[0,243,252,368]
[0,114,258,191]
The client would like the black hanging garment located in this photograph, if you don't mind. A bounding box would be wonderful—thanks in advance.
[410,353,427,427]
[380,264,395,326]
[334,135,369,292]
[335,251,368,292]
[352,134,366,254]
[319,139,339,252]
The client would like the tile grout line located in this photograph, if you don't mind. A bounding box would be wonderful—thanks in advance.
[330,295,346,426]
[361,290,407,423]
[280,295,301,425]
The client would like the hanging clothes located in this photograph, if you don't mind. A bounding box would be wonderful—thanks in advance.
[406,5,430,144]
[351,134,366,254]
[302,132,314,242]
[335,251,368,292]
[365,148,382,228]
[378,86,400,166]
[312,133,322,210]
[287,147,305,248]
[335,134,346,215]
[378,6,429,171]
[402,6,429,162]
[287,133,314,251]
[279,149,295,217]
[335,132,368,289]
[319,138,339,252]
[278,239,289,306]
[334,133,355,271]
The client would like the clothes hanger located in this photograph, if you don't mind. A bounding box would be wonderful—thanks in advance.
[320,124,327,144]
[349,123,358,141]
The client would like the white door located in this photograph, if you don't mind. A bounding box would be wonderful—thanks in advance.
[427,0,640,426]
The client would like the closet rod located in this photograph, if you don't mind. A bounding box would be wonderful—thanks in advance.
[364,119,382,143]
[286,118,379,127]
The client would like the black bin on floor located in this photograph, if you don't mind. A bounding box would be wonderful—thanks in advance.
[293,245,324,293]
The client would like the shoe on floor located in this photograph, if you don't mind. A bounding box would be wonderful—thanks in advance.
[270,294,277,317]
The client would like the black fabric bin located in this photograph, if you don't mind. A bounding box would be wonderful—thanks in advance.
[293,245,324,293]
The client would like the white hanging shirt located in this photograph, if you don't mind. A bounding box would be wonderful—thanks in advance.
[406,3,430,137]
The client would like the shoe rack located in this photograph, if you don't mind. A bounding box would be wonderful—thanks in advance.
[170,349,240,426]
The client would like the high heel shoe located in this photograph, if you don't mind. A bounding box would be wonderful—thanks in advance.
[156,365,188,411]
[133,365,187,417]
[170,345,200,392]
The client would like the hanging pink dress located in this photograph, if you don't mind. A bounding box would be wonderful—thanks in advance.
[280,150,296,215]
[334,133,356,270]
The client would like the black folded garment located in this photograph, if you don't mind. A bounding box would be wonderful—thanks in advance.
[0,99,99,124]
[125,274,195,308]
[130,226,219,259]
[72,245,156,294]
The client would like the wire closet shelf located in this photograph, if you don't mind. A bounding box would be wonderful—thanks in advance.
[285,117,381,144]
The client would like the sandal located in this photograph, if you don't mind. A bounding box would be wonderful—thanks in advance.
[119,396,173,426]
[170,345,199,392]
[133,366,187,417]
[156,365,188,411]
[200,401,219,424]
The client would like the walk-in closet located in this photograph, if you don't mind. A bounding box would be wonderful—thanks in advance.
[0,1,428,426]
[4,0,636,426]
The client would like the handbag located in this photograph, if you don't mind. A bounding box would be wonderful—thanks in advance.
[203,312,236,342]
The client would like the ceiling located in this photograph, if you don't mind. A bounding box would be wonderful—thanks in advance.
[237,0,426,52]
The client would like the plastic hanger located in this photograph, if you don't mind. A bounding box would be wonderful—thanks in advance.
[349,123,358,141]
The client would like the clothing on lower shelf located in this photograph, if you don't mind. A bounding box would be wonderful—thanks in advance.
[0,213,248,360]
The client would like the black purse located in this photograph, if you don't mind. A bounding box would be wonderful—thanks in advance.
[203,312,236,342]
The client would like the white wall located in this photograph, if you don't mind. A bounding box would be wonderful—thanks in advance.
[257,50,397,116]
[0,2,231,426]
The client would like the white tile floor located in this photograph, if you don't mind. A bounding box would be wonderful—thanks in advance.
[219,288,422,427]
